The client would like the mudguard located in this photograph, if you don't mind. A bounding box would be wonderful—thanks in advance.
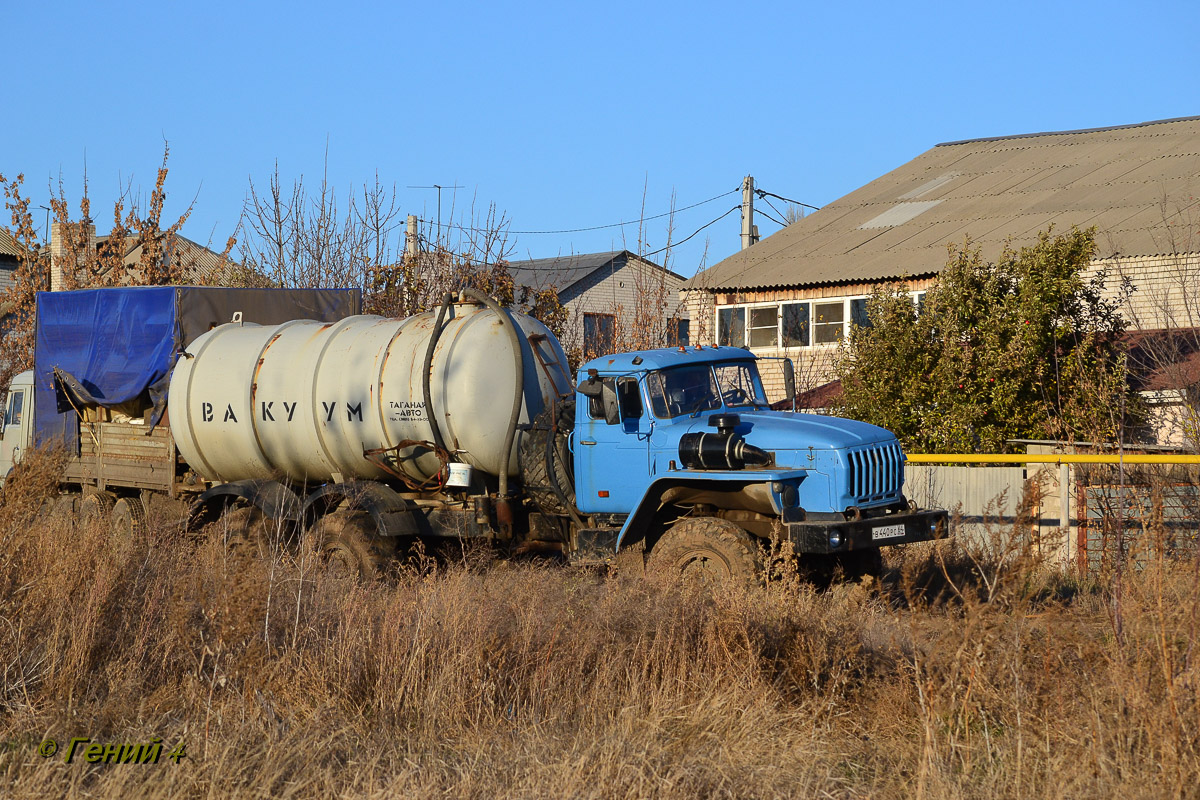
[615,468,811,550]
[301,480,421,537]
[188,479,302,528]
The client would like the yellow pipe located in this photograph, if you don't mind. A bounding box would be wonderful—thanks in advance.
[905,453,1200,464]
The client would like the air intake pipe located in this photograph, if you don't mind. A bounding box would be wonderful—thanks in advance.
[678,414,772,471]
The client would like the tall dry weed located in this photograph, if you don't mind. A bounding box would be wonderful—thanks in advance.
[0,475,1198,797]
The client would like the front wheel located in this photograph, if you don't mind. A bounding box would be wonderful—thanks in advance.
[647,517,762,587]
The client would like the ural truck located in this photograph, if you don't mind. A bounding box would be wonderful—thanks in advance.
[0,286,947,582]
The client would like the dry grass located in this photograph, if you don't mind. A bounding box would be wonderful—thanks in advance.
[1,451,1198,798]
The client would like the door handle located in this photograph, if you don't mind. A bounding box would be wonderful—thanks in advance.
[580,439,597,446]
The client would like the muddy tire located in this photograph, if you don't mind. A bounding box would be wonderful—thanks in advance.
[79,490,116,530]
[648,517,762,587]
[218,506,275,559]
[519,397,575,517]
[51,494,78,517]
[311,511,397,579]
[109,496,147,557]
[111,496,147,536]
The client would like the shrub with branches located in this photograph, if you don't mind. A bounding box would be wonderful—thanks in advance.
[836,227,1141,452]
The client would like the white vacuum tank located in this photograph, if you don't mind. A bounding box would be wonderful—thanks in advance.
[167,299,572,484]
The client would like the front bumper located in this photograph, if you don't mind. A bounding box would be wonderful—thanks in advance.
[784,506,949,554]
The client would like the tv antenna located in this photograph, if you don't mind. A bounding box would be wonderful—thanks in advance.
[407,184,463,243]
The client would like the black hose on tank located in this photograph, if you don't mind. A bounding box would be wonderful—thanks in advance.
[422,293,455,457]
[460,288,524,534]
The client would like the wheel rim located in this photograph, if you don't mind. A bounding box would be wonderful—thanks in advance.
[675,547,733,580]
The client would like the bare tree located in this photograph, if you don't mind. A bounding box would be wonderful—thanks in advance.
[0,144,222,395]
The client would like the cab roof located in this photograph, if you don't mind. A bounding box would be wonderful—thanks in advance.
[580,346,756,374]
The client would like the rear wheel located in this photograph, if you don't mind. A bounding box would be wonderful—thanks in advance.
[111,496,147,537]
[648,517,762,587]
[218,505,280,559]
[79,490,116,530]
[311,511,397,579]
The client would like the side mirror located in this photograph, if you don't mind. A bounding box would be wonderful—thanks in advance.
[601,383,620,426]
[782,359,796,402]
[577,379,603,398]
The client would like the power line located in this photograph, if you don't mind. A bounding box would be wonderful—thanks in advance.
[755,206,787,228]
[643,205,740,257]
[755,188,819,212]
[410,204,741,269]
[417,187,739,235]
[757,193,787,222]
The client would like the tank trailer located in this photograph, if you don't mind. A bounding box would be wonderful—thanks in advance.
[0,286,947,581]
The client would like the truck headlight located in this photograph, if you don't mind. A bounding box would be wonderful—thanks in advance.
[828,529,843,549]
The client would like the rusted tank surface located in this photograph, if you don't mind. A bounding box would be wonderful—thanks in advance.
[168,301,571,484]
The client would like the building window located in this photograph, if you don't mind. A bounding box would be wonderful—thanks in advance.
[813,301,844,344]
[748,306,778,347]
[717,307,745,347]
[715,292,918,350]
[667,317,690,347]
[583,313,615,357]
[782,302,809,347]
[850,297,872,329]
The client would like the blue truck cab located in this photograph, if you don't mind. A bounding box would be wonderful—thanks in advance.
[558,345,947,578]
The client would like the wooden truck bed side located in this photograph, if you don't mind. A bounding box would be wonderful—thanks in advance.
[62,421,179,496]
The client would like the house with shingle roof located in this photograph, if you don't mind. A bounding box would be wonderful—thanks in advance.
[683,116,1200,431]
[47,222,236,290]
[508,250,689,361]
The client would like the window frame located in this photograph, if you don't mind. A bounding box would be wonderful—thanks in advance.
[666,316,690,347]
[5,389,24,427]
[583,312,617,358]
[714,292,918,350]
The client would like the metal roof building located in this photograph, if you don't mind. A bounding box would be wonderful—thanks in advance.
[507,250,690,361]
[687,116,1200,292]
[509,250,685,300]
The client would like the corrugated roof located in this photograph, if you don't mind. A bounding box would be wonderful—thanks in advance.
[0,229,20,259]
[507,250,683,293]
[507,250,625,291]
[93,232,236,284]
[688,116,1200,291]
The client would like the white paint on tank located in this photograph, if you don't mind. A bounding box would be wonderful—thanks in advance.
[168,302,571,484]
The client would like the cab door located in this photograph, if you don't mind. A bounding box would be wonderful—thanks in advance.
[574,376,652,514]
[0,384,29,481]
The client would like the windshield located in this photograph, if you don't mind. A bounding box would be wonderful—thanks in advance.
[646,362,767,418]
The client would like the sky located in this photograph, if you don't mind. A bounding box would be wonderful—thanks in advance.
[4,0,1198,279]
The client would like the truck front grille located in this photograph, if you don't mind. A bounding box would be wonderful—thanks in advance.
[845,442,904,505]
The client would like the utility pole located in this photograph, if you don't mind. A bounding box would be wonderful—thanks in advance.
[405,214,419,260]
[740,175,759,250]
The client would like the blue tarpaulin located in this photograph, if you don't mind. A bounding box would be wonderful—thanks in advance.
[35,288,179,448]
[33,286,362,449]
